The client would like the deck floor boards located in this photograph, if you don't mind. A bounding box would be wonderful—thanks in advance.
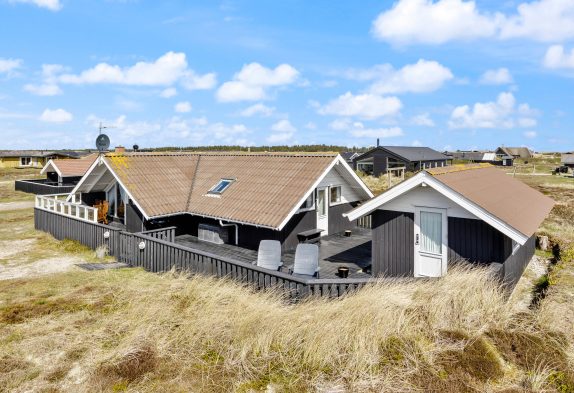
[175,227,372,279]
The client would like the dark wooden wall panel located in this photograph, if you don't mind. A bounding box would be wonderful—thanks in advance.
[447,217,508,264]
[371,209,414,276]
[503,235,535,289]
[328,202,358,235]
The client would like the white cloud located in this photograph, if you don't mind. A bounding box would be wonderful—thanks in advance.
[39,108,73,123]
[58,52,216,90]
[216,63,299,102]
[523,130,537,138]
[318,92,402,119]
[174,101,192,113]
[411,113,435,127]
[24,83,62,96]
[239,103,275,117]
[160,87,177,98]
[411,139,423,147]
[349,123,404,139]
[543,45,574,69]
[346,60,453,94]
[304,122,317,130]
[328,118,403,139]
[371,0,574,45]
[0,58,21,74]
[9,0,61,11]
[24,64,66,96]
[181,71,217,90]
[86,114,251,146]
[448,92,538,129]
[499,0,574,42]
[329,118,353,131]
[372,0,500,45]
[480,68,513,85]
[267,119,296,143]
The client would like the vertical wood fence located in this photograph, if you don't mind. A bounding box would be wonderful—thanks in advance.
[34,208,374,299]
[15,179,77,195]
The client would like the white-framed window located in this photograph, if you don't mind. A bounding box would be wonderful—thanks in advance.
[330,185,341,204]
[209,178,235,195]
[20,157,31,166]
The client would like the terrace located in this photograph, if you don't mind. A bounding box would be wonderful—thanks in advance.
[175,227,372,279]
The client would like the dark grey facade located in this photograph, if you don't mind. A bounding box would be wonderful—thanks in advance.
[371,209,536,288]
[127,200,360,252]
[353,147,449,177]
[371,210,414,276]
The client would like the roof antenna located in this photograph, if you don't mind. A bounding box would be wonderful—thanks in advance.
[99,121,116,135]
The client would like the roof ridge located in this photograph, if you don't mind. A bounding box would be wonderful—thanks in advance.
[105,152,339,158]
[427,163,493,176]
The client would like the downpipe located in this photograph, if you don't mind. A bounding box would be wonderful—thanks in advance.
[219,220,239,245]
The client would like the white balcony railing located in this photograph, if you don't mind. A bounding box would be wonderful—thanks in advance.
[35,194,98,223]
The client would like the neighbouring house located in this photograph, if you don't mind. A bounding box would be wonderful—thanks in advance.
[446,151,504,165]
[561,153,574,169]
[15,153,98,195]
[344,164,554,288]
[40,153,98,184]
[0,150,79,169]
[340,151,360,166]
[496,146,533,161]
[353,146,450,176]
[66,152,373,251]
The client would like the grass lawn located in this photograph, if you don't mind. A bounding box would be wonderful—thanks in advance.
[0,168,573,392]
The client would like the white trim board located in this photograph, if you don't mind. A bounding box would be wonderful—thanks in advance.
[276,155,373,231]
[40,159,62,177]
[344,171,529,245]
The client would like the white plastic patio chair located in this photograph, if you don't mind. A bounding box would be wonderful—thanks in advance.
[256,240,283,271]
[291,243,320,278]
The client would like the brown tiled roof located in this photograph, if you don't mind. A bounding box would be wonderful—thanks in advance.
[105,152,339,228]
[49,153,98,177]
[427,165,554,238]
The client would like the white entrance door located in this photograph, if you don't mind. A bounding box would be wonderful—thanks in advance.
[414,207,447,277]
[316,187,329,235]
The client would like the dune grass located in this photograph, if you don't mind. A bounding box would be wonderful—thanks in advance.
[1,265,573,392]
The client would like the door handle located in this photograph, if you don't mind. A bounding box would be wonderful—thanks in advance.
[415,234,419,245]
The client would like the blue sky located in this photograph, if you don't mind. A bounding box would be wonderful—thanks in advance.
[1,0,573,152]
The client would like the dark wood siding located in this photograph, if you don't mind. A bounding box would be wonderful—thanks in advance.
[125,200,145,233]
[144,209,317,252]
[328,202,358,235]
[447,217,508,264]
[371,209,414,276]
[280,210,316,251]
[502,235,535,289]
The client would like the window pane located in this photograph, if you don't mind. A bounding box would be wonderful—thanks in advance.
[318,190,326,216]
[330,186,341,203]
[420,211,442,254]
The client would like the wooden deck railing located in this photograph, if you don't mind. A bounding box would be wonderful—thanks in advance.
[35,208,122,255]
[35,195,98,223]
[34,208,374,299]
[356,214,372,229]
[140,226,176,243]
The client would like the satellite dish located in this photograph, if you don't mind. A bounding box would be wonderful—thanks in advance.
[96,134,110,152]
[133,144,139,151]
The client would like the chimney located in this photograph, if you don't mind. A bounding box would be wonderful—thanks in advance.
[377,138,380,147]
[114,146,126,154]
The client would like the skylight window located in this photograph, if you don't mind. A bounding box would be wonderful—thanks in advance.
[208,179,234,195]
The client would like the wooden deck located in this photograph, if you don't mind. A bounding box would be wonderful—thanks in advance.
[175,227,372,279]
